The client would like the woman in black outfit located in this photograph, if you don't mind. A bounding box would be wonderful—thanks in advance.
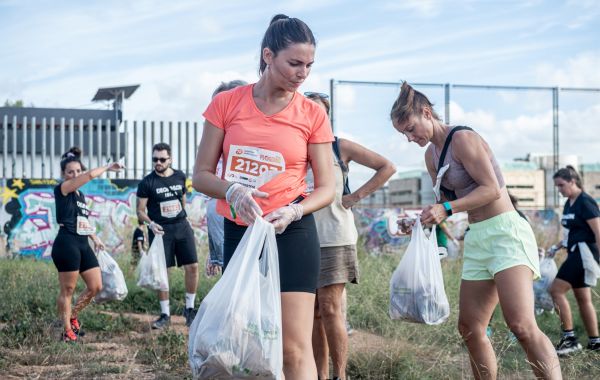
[550,165,600,355]
[52,147,123,342]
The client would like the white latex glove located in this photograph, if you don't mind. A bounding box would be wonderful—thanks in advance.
[226,183,269,225]
[264,204,304,234]
[149,221,164,235]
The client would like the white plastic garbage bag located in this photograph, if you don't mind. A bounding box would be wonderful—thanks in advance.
[389,219,450,325]
[534,255,558,311]
[136,235,169,291]
[95,250,128,303]
[189,217,282,379]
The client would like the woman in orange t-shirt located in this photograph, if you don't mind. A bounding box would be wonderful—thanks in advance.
[192,14,335,379]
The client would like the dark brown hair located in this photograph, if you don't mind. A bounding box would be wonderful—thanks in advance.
[259,14,316,75]
[553,165,583,189]
[390,82,441,126]
[305,93,330,115]
[60,147,85,172]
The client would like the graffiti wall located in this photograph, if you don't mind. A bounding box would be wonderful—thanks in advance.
[353,207,561,256]
[1,177,562,259]
[0,178,208,259]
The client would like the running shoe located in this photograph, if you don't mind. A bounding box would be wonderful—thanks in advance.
[183,308,197,327]
[62,329,78,343]
[151,313,170,330]
[70,317,85,337]
[587,340,600,351]
[556,336,582,356]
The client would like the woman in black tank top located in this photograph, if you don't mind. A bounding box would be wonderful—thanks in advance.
[51,147,123,343]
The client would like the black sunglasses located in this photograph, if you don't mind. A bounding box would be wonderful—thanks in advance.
[304,92,329,99]
[152,157,169,163]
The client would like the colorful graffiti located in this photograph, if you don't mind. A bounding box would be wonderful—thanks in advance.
[0,178,209,259]
[1,177,563,259]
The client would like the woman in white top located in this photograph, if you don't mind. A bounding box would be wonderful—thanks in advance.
[307,92,396,380]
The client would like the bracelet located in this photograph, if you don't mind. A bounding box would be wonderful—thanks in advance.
[443,201,453,217]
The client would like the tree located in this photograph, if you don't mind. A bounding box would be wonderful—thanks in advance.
[3,99,34,107]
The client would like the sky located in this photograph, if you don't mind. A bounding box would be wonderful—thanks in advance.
[1,0,599,187]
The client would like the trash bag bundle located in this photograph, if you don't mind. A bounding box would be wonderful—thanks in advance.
[95,250,128,303]
[534,255,558,311]
[189,217,282,379]
[137,235,169,291]
[389,219,449,325]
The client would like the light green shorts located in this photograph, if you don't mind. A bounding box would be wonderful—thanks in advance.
[463,211,540,281]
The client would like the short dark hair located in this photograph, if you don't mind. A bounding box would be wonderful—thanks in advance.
[152,142,171,156]
[259,14,316,75]
[212,80,248,98]
[60,146,86,172]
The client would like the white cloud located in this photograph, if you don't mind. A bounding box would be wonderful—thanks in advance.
[381,0,443,17]
[535,52,600,87]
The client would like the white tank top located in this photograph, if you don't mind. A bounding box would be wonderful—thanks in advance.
[313,156,358,247]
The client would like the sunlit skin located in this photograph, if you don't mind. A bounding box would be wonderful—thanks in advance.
[392,113,438,148]
[262,42,315,93]
[62,161,83,180]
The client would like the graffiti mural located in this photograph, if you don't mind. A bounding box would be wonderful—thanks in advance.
[1,177,563,259]
[0,178,209,259]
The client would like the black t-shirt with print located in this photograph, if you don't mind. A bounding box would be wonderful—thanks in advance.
[137,170,187,225]
[561,191,600,256]
[132,227,145,253]
[54,184,91,234]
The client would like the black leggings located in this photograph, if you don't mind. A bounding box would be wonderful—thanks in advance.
[51,229,99,273]
[223,214,321,293]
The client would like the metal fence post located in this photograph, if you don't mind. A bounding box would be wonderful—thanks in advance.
[41,118,47,179]
[22,116,27,178]
[30,117,36,178]
[50,117,55,178]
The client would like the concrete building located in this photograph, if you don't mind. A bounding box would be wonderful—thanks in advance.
[359,186,389,207]
[581,163,600,202]
[501,161,545,209]
[388,169,423,207]
[530,153,579,208]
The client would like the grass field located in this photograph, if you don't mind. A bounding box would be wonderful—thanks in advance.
[0,243,599,379]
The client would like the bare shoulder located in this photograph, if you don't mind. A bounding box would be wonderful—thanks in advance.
[451,129,485,158]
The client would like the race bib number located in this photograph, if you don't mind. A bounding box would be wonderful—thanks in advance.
[160,199,183,218]
[76,216,95,236]
[225,145,285,189]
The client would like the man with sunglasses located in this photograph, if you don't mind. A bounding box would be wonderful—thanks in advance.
[136,142,199,329]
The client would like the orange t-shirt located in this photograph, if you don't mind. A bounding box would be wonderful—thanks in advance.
[203,84,334,224]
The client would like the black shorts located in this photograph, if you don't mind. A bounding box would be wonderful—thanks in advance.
[223,214,321,293]
[149,220,197,268]
[51,229,99,273]
[556,248,599,288]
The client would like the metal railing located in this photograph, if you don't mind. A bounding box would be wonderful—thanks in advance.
[1,116,201,180]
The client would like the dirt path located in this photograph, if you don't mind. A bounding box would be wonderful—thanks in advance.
[0,312,410,379]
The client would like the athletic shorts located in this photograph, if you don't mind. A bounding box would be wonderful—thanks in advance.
[149,220,198,268]
[317,245,360,289]
[51,229,99,273]
[463,211,540,281]
[223,214,321,293]
[556,247,599,288]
